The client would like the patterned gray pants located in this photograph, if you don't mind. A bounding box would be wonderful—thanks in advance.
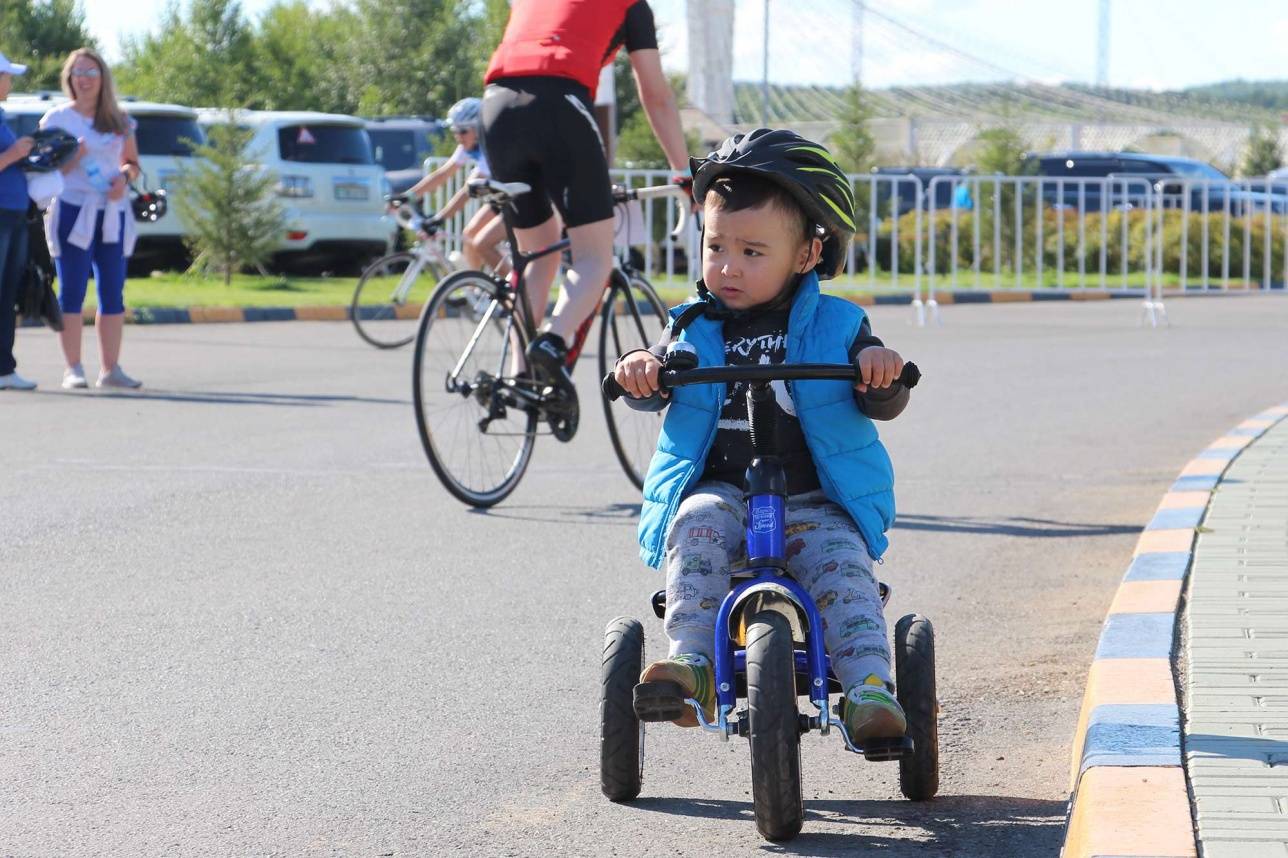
[663,480,892,690]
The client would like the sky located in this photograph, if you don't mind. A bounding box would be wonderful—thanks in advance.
[84,0,1288,92]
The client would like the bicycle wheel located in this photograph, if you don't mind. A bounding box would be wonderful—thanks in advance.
[598,272,669,490]
[352,251,449,349]
[412,270,538,507]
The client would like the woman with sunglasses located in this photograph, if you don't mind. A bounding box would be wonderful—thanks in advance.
[401,97,507,273]
[39,48,142,390]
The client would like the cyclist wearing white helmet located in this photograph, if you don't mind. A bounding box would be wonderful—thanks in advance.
[403,96,504,271]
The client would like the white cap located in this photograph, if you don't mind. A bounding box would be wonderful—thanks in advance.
[28,171,64,210]
[0,53,28,76]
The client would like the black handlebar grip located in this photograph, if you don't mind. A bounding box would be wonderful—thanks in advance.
[602,373,627,401]
[899,361,921,389]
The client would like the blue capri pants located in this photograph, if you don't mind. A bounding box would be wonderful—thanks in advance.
[54,200,127,316]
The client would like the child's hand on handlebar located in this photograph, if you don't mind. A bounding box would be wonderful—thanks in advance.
[855,347,904,394]
[614,350,668,400]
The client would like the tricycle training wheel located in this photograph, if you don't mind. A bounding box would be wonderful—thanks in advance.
[601,617,645,801]
[894,613,939,801]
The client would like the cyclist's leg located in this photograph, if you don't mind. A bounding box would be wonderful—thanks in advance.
[462,206,503,271]
[546,217,614,343]
[513,216,561,329]
[537,86,616,344]
[481,80,561,330]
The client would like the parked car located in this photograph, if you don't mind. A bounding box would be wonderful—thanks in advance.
[1023,151,1288,215]
[4,93,207,270]
[197,109,391,272]
[364,116,445,195]
[870,166,967,218]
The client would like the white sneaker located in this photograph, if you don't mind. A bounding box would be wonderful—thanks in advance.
[62,364,88,389]
[96,365,142,389]
[0,372,37,390]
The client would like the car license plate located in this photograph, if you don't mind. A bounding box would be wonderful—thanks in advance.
[333,178,370,201]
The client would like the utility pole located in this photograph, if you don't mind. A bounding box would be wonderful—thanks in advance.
[1096,0,1110,88]
[853,0,865,87]
[760,0,770,125]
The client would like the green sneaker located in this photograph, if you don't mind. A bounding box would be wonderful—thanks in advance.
[636,654,716,727]
[841,674,907,744]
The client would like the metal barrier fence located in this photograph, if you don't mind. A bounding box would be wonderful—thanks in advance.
[419,159,1288,327]
[921,175,1162,323]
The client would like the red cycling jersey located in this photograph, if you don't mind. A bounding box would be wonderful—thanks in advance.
[484,0,650,100]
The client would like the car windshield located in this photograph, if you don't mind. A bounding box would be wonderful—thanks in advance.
[277,124,373,165]
[367,129,418,171]
[133,115,205,156]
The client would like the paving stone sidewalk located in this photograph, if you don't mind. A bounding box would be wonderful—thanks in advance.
[1186,415,1288,857]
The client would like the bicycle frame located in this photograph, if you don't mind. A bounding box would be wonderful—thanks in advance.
[481,197,640,376]
[441,179,682,416]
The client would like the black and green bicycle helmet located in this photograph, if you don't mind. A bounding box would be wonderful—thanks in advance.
[691,128,856,280]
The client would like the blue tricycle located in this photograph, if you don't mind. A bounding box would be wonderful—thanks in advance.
[599,344,938,842]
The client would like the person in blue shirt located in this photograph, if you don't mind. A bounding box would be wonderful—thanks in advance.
[0,52,36,391]
[612,130,914,744]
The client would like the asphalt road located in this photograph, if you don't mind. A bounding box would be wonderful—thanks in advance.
[3,295,1287,857]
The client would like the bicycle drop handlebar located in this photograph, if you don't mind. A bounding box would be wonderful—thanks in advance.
[601,361,921,402]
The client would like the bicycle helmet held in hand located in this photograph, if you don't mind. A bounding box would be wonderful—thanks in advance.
[446,97,482,133]
[691,128,856,280]
[129,172,168,223]
[22,128,79,173]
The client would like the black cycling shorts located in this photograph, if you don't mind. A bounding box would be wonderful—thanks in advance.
[481,76,614,230]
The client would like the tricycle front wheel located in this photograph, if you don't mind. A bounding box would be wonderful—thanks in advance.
[746,609,804,841]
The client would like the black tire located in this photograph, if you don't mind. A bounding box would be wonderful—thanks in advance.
[601,617,645,802]
[352,250,449,349]
[597,272,669,490]
[745,609,803,841]
[894,614,939,801]
[411,270,537,507]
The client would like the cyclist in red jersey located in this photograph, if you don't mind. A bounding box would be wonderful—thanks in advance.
[481,0,690,438]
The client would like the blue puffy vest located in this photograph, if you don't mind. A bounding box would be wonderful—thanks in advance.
[636,272,896,568]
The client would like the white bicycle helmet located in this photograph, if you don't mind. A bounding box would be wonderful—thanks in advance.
[446,97,482,133]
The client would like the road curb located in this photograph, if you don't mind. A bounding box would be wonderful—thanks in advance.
[1061,403,1288,858]
[15,285,1285,328]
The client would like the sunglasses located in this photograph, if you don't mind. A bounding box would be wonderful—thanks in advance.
[70,68,102,79]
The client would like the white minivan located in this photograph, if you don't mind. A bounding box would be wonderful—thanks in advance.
[196,109,392,272]
[2,93,206,269]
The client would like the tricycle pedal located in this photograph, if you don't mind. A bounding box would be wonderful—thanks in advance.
[633,681,687,722]
[861,736,915,762]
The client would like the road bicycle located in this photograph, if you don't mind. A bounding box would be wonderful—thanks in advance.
[411,178,689,506]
